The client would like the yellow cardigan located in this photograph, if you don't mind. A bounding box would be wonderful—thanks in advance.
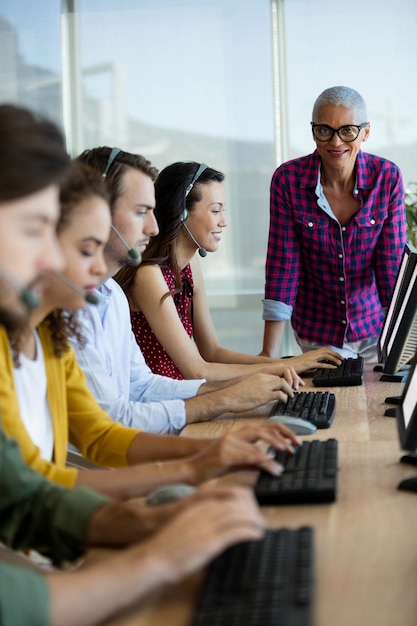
[0,324,139,487]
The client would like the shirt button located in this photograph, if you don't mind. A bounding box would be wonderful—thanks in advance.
[338,253,343,259]
[353,189,359,195]
[341,300,346,305]
[339,277,344,282]
[308,222,313,228]
[342,320,347,325]
[342,226,346,232]
[370,219,375,225]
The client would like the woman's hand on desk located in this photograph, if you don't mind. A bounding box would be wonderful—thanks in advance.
[187,422,301,484]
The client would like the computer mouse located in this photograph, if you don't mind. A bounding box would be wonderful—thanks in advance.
[145,483,197,506]
[266,414,317,435]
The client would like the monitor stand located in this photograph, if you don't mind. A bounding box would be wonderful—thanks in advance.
[400,452,417,466]
[385,395,402,405]
[380,366,410,383]
[383,394,402,417]
[398,476,417,493]
[398,452,417,492]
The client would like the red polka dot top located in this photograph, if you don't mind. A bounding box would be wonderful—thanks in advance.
[130,264,194,380]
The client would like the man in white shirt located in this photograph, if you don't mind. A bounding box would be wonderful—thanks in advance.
[73,147,300,434]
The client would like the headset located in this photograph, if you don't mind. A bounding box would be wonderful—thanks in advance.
[54,273,100,304]
[102,147,141,264]
[0,265,40,310]
[181,163,209,258]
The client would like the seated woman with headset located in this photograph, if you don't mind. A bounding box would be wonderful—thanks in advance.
[115,161,342,381]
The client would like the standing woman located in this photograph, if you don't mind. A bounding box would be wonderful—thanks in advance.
[261,86,407,363]
[115,161,342,380]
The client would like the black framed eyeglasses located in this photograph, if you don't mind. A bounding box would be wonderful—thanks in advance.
[311,122,368,142]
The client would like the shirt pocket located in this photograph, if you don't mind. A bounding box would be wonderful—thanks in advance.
[294,213,333,257]
[351,212,385,255]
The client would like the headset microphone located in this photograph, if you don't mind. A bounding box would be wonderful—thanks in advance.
[20,287,41,310]
[182,223,207,258]
[110,225,141,264]
[181,162,209,258]
[55,274,100,305]
[0,265,40,310]
[101,148,141,265]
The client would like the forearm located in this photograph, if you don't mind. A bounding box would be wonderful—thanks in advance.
[84,501,186,547]
[190,349,291,380]
[47,547,172,626]
[74,458,199,499]
[127,431,211,463]
[182,357,257,381]
[206,345,299,370]
[184,389,232,423]
[262,320,287,357]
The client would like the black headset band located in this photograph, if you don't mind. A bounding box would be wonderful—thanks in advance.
[185,163,208,196]
[102,147,122,178]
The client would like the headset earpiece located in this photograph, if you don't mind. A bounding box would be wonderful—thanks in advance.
[181,208,189,222]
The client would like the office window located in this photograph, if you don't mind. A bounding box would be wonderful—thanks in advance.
[280,0,417,188]
[71,0,279,354]
[1,0,417,356]
[0,1,62,126]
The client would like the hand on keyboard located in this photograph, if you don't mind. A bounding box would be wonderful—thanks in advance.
[312,357,364,387]
[285,347,343,374]
[191,422,302,484]
[271,391,336,428]
[255,439,338,504]
[140,486,266,583]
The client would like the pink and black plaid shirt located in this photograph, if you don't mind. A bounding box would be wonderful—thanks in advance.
[263,150,406,347]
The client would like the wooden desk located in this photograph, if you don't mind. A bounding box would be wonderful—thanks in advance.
[105,366,417,626]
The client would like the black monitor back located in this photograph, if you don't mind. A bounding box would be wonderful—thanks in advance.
[378,243,417,365]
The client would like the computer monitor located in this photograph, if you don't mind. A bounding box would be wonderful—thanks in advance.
[396,356,417,493]
[380,250,417,377]
[397,358,417,452]
[377,242,417,366]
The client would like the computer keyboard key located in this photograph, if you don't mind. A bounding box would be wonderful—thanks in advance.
[190,527,314,626]
[271,391,336,428]
[255,439,338,505]
[312,356,364,387]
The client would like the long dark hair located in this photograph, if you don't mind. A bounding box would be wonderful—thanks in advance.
[115,161,224,301]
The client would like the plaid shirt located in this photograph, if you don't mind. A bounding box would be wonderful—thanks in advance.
[263,150,406,347]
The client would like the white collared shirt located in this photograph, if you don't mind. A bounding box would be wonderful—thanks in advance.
[71,278,205,434]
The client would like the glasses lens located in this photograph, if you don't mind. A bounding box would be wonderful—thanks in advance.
[338,126,360,142]
[313,125,333,141]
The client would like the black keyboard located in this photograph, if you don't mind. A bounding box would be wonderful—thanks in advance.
[190,526,314,626]
[312,357,364,387]
[255,439,338,504]
[271,391,335,428]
